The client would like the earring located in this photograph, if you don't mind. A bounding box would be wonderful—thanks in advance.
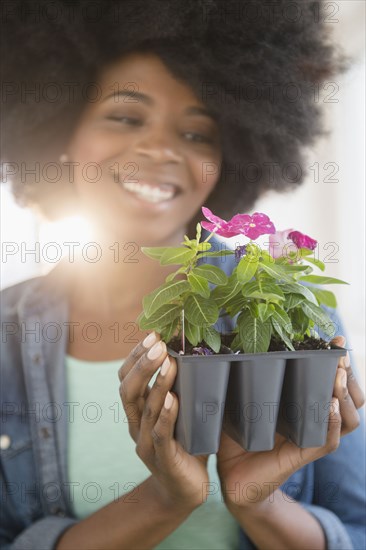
[59,154,69,163]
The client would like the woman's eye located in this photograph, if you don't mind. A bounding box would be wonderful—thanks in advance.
[184,132,213,144]
[107,116,142,126]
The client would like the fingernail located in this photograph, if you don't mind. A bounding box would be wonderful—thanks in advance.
[147,341,164,360]
[343,353,351,369]
[143,332,157,349]
[160,356,171,376]
[164,392,174,410]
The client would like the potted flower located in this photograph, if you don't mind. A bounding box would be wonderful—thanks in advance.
[137,207,348,454]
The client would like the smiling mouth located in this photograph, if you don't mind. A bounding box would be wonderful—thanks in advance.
[121,180,182,203]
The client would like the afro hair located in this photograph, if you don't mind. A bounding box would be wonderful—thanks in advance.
[1,0,344,236]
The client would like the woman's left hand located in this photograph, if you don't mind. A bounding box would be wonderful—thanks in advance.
[217,335,365,511]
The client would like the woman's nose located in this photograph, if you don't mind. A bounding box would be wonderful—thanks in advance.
[134,130,183,163]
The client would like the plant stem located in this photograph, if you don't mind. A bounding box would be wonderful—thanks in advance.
[202,228,218,243]
[181,309,185,354]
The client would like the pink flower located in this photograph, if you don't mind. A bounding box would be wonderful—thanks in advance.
[201,208,276,240]
[200,207,243,238]
[235,212,276,240]
[288,230,317,251]
[269,229,294,259]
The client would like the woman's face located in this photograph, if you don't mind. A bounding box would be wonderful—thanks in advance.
[67,52,222,245]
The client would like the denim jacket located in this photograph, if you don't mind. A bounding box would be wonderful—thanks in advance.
[1,249,365,550]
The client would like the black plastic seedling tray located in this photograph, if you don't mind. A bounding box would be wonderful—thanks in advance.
[169,346,347,455]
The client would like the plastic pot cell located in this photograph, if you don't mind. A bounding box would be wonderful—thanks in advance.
[168,345,346,455]
[276,347,347,448]
[223,353,287,451]
[169,349,231,455]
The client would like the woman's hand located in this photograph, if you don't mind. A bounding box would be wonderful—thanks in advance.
[217,335,365,511]
[118,331,209,512]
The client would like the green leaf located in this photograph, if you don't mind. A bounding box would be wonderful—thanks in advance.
[237,310,272,353]
[181,237,197,248]
[275,262,311,273]
[138,304,182,330]
[284,293,305,310]
[184,320,201,346]
[143,280,190,318]
[212,273,242,308]
[312,288,337,308]
[244,292,284,303]
[229,333,243,352]
[203,326,221,353]
[290,307,310,335]
[236,255,258,283]
[242,281,285,302]
[257,303,273,322]
[271,318,295,351]
[225,293,248,317]
[193,264,228,285]
[272,304,293,334]
[160,318,179,344]
[304,257,325,271]
[141,247,168,261]
[299,275,349,285]
[197,242,211,252]
[299,248,315,257]
[246,242,262,258]
[248,302,259,318]
[197,250,234,259]
[279,283,318,305]
[165,267,187,283]
[300,301,335,337]
[184,295,219,326]
[187,272,210,298]
[160,247,196,266]
[136,310,147,329]
[259,261,295,283]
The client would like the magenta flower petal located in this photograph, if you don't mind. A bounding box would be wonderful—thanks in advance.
[200,208,276,240]
[230,213,252,225]
[201,207,224,226]
[252,212,276,234]
[201,207,244,237]
[201,221,241,238]
[236,212,276,240]
[288,230,317,250]
[200,221,215,231]
[252,213,271,223]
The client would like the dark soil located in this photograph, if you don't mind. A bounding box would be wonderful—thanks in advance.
[292,336,330,351]
[167,333,330,355]
[168,335,232,355]
[267,335,330,351]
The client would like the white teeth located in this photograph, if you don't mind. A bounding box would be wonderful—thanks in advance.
[122,181,176,202]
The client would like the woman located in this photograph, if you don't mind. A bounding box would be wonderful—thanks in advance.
[1,1,365,549]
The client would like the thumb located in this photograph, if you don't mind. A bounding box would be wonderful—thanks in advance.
[330,335,346,347]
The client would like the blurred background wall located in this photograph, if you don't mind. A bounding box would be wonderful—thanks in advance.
[1,1,365,383]
[254,0,365,382]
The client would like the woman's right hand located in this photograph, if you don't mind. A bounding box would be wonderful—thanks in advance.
[118,332,209,512]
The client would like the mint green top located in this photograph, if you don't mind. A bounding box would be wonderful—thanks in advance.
[65,355,239,549]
